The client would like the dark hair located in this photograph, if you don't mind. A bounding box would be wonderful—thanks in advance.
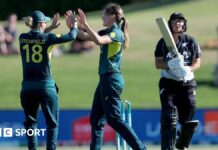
[104,2,129,50]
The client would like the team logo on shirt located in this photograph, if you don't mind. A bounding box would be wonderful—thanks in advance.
[105,96,109,101]
[55,34,61,38]
[166,52,173,59]
[182,42,188,47]
[166,49,191,61]
[110,32,116,38]
[182,51,191,59]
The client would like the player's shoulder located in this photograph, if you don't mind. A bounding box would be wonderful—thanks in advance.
[44,33,62,41]
[110,26,124,40]
[19,32,35,41]
[157,37,166,49]
[98,29,108,36]
[157,37,165,45]
[46,33,63,39]
[19,32,29,39]
[180,34,196,41]
[20,31,47,38]
[158,37,164,42]
[111,26,122,34]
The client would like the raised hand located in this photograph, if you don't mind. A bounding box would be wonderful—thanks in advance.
[77,8,87,26]
[50,13,60,29]
[44,13,60,33]
[65,10,73,28]
[65,10,78,29]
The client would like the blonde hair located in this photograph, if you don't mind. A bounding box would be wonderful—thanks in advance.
[104,2,129,50]
[22,17,36,28]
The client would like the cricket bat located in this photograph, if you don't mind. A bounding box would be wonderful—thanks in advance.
[156,17,179,57]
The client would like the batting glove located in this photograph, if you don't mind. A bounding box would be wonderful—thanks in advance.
[167,54,184,71]
[172,66,186,78]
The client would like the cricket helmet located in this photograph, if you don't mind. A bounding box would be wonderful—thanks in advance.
[168,12,187,32]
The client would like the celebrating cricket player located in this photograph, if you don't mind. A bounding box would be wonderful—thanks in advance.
[19,10,78,150]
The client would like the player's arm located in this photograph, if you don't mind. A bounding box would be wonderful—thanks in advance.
[155,39,171,70]
[48,29,78,44]
[189,39,201,72]
[64,10,92,41]
[190,58,201,72]
[77,8,112,45]
[155,57,168,69]
[48,10,78,44]
[77,30,90,40]
[155,52,184,72]
[45,13,61,33]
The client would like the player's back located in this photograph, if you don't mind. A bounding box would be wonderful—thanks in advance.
[19,31,53,81]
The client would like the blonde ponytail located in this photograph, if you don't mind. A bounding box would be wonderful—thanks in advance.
[22,17,33,28]
[120,18,129,50]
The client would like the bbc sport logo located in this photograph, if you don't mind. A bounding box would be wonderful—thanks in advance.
[0,128,13,137]
[0,128,46,137]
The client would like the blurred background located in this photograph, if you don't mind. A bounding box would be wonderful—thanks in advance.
[0,0,218,149]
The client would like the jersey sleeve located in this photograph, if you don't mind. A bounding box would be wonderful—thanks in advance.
[191,38,201,59]
[98,28,123,42]
[47,27,78,44]
[19,33,25,40]
[108,29,122,42]
[98,29,107,36]
[154,38,165,57]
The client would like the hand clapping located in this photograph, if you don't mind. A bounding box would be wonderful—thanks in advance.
[65,10,78,29]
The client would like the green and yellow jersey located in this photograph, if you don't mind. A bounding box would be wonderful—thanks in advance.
[98,24,124,75]
[19,28,77,89]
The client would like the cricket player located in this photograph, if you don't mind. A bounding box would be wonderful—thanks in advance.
[19,10,78,150]
[76,3,147,150]
[154,12,201,150]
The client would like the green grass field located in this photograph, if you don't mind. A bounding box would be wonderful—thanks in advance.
[1,0,218,109]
